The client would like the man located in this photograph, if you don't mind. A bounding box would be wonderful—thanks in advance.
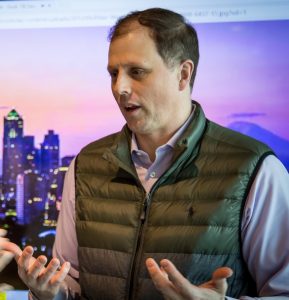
[6,7,289,300]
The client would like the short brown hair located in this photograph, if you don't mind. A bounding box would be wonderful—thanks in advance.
[108,8,199,90]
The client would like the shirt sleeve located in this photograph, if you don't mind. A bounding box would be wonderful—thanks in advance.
[239,155,289,299]
[52,158,80,298]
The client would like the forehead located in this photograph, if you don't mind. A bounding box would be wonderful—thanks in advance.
[110,21,154,45]
[108,24,161,66]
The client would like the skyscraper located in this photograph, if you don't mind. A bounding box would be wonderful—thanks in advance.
[16,174,24,224]
[2,109,24,207]
[40,130,60,226]
[23,135,41,173]
[41,130,59,175]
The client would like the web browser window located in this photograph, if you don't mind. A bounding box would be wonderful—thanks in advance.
[0,1,288,297]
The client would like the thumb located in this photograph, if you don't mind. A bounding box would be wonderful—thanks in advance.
[212,267,233,292]
[1,240,23,261]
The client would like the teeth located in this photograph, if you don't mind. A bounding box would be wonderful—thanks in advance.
[125,104,139,109]
[125,106,140,112]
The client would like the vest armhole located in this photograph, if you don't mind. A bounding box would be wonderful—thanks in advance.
[238,151,275,287]
[74,154,80,200]
[240,150,275,220]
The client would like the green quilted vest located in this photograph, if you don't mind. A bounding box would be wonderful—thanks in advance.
[75,101,273,300]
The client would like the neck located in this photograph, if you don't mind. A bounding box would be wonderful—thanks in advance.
[135,103,192,162]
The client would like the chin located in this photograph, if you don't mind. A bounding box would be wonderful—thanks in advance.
[127,121,144,133]
[128,125,149,136]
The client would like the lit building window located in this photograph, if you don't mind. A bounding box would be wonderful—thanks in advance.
[8,129,17,138]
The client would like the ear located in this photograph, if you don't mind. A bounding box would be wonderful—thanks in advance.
[178,60,194,91]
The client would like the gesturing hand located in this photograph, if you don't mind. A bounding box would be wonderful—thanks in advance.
[16,246,71,300]
[0,229,15,272]
[146,258,233,300]
[1,240,71,300]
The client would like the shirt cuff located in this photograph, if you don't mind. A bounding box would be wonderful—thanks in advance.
[28,286,68,300]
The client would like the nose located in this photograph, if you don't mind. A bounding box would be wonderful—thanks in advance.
[113,72,131,100]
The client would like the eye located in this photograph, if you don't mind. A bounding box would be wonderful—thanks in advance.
[130,68,145,78]
[108,69,118,81]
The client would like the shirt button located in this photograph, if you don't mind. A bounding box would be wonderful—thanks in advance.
[150,171,156,178]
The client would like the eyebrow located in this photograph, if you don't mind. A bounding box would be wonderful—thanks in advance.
[107,65,115,72]
[107,63,152,72]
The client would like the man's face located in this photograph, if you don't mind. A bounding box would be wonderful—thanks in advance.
[107,24,186,138]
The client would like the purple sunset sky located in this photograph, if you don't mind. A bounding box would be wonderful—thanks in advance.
[0,19,289,158]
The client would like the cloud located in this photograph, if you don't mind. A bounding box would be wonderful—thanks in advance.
[228,112,267,119]
[0,106,10,110]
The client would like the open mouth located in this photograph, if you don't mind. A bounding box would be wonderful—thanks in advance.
[125,104,141,112]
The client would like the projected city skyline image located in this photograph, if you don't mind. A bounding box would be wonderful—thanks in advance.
[0,20,289,160]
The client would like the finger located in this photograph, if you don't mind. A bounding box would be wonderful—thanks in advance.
[0,250,14,272]
[160,259,197,298]
[212,267,233,280]
[0,229,7,237]
[38,258,60,285]
[160,266,169,280]
[146,258,178,299]
[50,262,71,287]
[212,267,233,292]
[146,258,167,286]
[0,240,22,260]
[18,246,34,272]
[27,255,47,279]
[0,283,14,292]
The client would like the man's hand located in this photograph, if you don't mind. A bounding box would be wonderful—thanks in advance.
[1,238,71,300]
[146,258,233,300]
[0,229,16,272]
[16,246,71,300]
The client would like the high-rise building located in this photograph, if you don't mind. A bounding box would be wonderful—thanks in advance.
[2,109,24,207]
[41,130,59,175]
[43,178,58,227]
[40,130,60,226]
[23,135,41,173]
[0,175,4,216]
[16,174,24,224]
[16,172,46,225]
[61,155,74,167]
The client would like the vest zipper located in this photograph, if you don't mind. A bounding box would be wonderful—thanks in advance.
[128,192,151,300]
[140,193,150,221]
[126,146,191,299]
